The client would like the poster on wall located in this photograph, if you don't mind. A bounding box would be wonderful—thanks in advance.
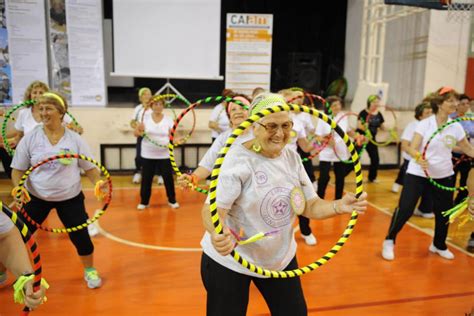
[5,0,49,104]
[225,13,273,95]
[47,0,106,106]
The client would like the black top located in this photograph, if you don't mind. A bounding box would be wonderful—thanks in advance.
[357,109,385,137]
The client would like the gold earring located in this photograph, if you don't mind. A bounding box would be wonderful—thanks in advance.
[252,142,262,153]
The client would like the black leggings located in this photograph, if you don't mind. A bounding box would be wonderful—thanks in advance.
[134,136,143,173]
[356,142,379,181]
[297,146,314,236]
[140,158,176,205]
[201,253,307,316]
[317,161,347,199]
[453,154,471,205]
[386,174,454,250]
[395,159,433,213]
[19,192,93,256]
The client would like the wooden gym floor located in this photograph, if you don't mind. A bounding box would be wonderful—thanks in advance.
[0,170,473,315]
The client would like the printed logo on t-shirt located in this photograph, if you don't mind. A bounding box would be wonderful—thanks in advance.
[260,187,292,228]
[255,171,268,185]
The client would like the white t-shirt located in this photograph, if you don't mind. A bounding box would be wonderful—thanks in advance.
[209,104,230,138]
[11,126,96,201]
[400,120,418,161]
[15,107,73,135]
[315,112,350,162]
[406,116,466,179]
[140,114,174,159]
[293,112,315,135]
[131,104,145,122]
[199,129,254,171]
[0,211,13,234]
[286,117,306,152]
[201,144,318,277]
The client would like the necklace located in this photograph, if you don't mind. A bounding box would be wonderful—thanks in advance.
[44,127,64,145]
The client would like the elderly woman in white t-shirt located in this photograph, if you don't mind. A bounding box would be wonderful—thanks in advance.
[200,93,368,316]
[11,92,104,289]
[383,88,474,261]
[135,97,178,210]
[0,211,47,309]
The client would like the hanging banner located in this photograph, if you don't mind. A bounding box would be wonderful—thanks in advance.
[65,0,106,106]
[225,13,273,95]
[47,0,106,106]
[5,0,49,104]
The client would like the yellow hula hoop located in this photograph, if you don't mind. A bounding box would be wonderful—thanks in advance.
[208,103,364,278]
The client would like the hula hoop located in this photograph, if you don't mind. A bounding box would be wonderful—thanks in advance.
[2,100,82,156]
[208,103,364,278]
[16,153,112,233]
[331,112,367,164]
[1,203,42,315]
[168,96,250,195]
[422,116,473,192]
[141,94,194,148]
[364,106,399,147]
[288,87,316,108]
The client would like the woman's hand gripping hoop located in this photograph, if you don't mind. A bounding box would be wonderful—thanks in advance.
[14,153,112,233]
[208,103,364,278]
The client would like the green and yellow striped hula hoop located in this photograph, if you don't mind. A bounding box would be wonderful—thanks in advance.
[208,103,364,278]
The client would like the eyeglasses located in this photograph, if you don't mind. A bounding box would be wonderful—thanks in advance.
[256,121,293,134]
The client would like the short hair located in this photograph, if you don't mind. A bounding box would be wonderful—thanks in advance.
[325,96,343,114]
[37,91,68,115]
[414,102,431,120]
[459,94,471,101]
[366,94,380,108]
[24,80,49,104]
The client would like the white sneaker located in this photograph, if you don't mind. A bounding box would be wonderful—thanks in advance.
[302,233,317,246]
[87,223,100,237]
[137,204,149,211]
[391,183,400,193]
[132,173,141,184]
[413,209,435,219]
[382,239,395,261]
[429,243,454,260]
[157,176,164,185]
[168,202,180,209]
[84,268,102,289]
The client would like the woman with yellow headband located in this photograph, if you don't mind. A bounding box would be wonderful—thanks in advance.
[10,91,105,289]
[130,87,153,184]
[200,93,368,315]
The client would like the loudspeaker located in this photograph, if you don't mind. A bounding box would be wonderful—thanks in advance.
[288,52,321,93]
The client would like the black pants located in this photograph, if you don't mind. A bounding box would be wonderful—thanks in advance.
[317,161,347,200]
[365,142,379,181]
[297,146,314,236]
[0,147,12,178]
[386,174,454,250]
[140,158,176,205]
[201,253,307,316]
[453,154,471,205]
[395,159,433,213]
[134,136,143,173]
[19,192,93,256]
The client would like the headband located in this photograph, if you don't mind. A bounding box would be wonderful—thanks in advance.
[226,96,250,115]
[249,93,287,116]
[138,87,151,97]
[42,92,65,109]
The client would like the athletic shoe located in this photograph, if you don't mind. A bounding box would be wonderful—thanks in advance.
[382,239,395,261]
[0,271,7,286]
[157,176,164,185]
[302,233,317,246]
[132,173,141,184]
[168,202,180,209]
[429,243,454,260]
[137,204,149,211]
[87,223,100,237]
[467,236,474,253]
[391,183,400,193]
[84,268,102,289]
[413,209,435,219]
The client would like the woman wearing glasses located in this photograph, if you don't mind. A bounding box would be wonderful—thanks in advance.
[200,93,368,316]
